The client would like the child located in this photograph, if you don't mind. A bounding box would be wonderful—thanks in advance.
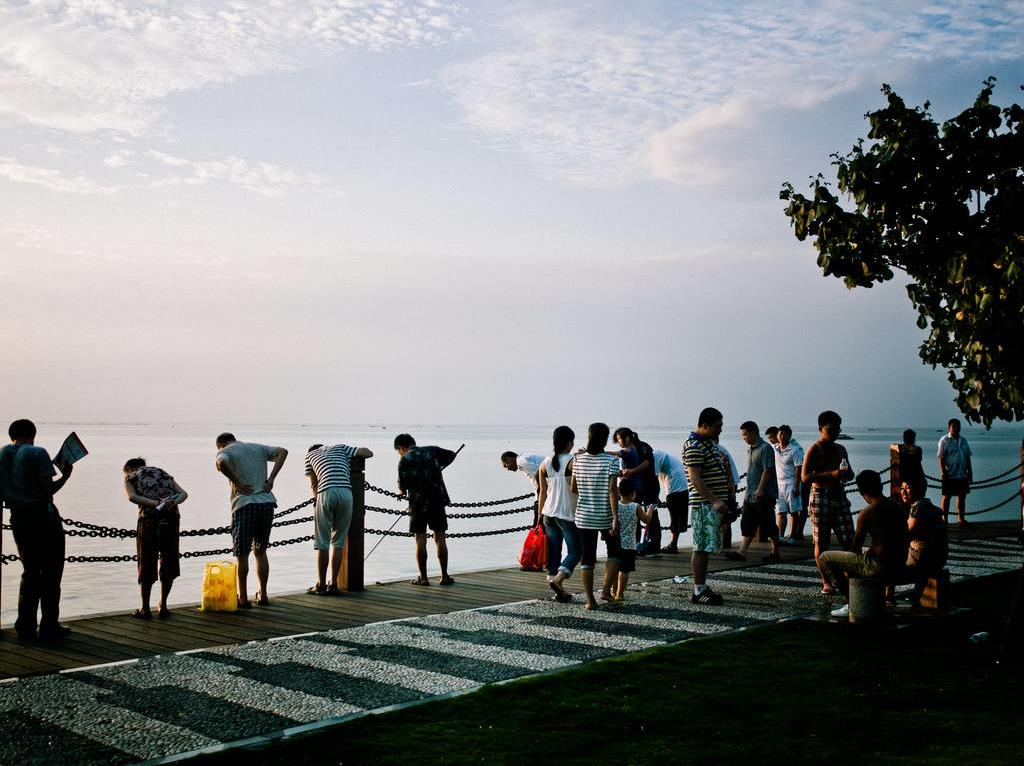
[608,479,654,603]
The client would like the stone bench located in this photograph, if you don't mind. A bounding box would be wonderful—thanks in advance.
[847,568,950,624]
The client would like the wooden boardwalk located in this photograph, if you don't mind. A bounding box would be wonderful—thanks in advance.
[1,520,1018,679]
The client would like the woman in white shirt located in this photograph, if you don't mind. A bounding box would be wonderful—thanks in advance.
[537,425,579,603]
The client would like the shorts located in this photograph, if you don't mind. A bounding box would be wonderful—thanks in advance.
[690,501,723,554]
[941,477,970,497]
[136,514,180,585]
[807,489,854,550]
[231,503,275,557]
[409,501,448,534]
[579,528,617,570]
[314,487,354,550]
[740,498,779,539]
[605,533,637,573]
[666,491,690,534]
[775,483,803,514]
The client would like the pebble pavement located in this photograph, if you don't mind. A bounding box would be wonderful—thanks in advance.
[0,538,1020,766]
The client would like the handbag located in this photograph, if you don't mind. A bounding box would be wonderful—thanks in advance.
[518,523,548,571]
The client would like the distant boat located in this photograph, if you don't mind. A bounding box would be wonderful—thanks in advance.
[837,433,854,440]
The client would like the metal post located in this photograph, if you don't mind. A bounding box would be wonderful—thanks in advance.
[890,443,901,499]
[340,457,365,592]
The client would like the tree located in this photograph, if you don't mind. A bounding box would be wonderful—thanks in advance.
[780,79,1024,427]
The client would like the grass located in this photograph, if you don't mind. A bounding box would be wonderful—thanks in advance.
[193,571,1024,766]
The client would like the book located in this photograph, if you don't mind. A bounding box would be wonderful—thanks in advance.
[54,431,88,473]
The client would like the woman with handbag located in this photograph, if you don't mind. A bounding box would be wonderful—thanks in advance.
[537,425,580,603]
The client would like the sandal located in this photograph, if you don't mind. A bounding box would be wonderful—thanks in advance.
[255,592,270,606]
[325,585,342,596]
[820,586,836,595]
[237,597,253,609]
[410,577,431,586]
[549,580,570,602]
[438,576,455,586]
[723,551,747,561]
[132,608,152,620]
[158,607,170,619]
[307,584,328,596]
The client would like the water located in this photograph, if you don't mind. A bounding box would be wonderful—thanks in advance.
[2,422,1021,624]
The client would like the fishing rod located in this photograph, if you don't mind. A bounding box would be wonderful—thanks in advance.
[364,443,465,562]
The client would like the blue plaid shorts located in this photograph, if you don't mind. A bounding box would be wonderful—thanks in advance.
[231,503,275,556]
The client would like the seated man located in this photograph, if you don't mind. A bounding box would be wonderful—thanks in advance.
[905,497,948,599]
[819,470,910,618]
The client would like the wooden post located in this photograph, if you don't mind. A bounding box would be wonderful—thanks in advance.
[890,444,902,500]
[340,457,365,592]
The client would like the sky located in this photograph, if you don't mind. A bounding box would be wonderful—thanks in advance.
[2,0,1023,428]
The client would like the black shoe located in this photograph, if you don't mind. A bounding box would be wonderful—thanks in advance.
[38,624,71,642]
[691,587,724,605]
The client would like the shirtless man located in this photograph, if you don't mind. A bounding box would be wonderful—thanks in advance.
[801,410,855,594]
[819,469,910,618]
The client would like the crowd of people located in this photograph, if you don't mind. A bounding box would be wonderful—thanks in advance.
[505,411,967,611]
[0,412,991,641]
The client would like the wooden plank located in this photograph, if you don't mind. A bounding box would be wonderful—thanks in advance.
[1,520,1015,679]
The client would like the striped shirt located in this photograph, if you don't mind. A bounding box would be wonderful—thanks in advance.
[682,434,729,508]
[304,444,359,492]
[573,452,618,530]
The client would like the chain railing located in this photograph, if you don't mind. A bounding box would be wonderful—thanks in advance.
[3,457,1021,566]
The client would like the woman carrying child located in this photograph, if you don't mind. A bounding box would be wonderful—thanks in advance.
[536,425,580,603]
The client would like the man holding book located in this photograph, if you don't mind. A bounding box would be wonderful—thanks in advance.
[0,419,74,641]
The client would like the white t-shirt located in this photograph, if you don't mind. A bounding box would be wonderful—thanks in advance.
[652,449,688,495]
[517,454,545,489]
[937,434,972,479]
[773,442,804,485]
[540,453,577,521]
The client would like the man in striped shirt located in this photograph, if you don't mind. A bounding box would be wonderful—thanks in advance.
[305,442,374,595]
[682,407,729,605]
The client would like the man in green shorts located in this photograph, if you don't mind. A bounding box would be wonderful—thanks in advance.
[682,407,730,605]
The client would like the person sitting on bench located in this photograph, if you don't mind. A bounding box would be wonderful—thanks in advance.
[820,470,910,618]
[905,497,948,601]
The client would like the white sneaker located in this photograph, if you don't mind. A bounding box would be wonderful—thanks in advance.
[830,603,850,618]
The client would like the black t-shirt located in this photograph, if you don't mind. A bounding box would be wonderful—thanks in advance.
[861,497,910,573]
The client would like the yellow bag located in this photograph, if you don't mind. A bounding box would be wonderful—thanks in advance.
[200,560,237,612]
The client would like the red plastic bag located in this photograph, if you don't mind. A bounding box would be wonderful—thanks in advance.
[518,524,548,571]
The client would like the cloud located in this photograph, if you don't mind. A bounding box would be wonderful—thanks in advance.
[439,1,1024,188]
[0,0,463,135]
[141,150,342,197]
[1,149,341,198]
[646,101,755,186]
[0,156,119,194]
